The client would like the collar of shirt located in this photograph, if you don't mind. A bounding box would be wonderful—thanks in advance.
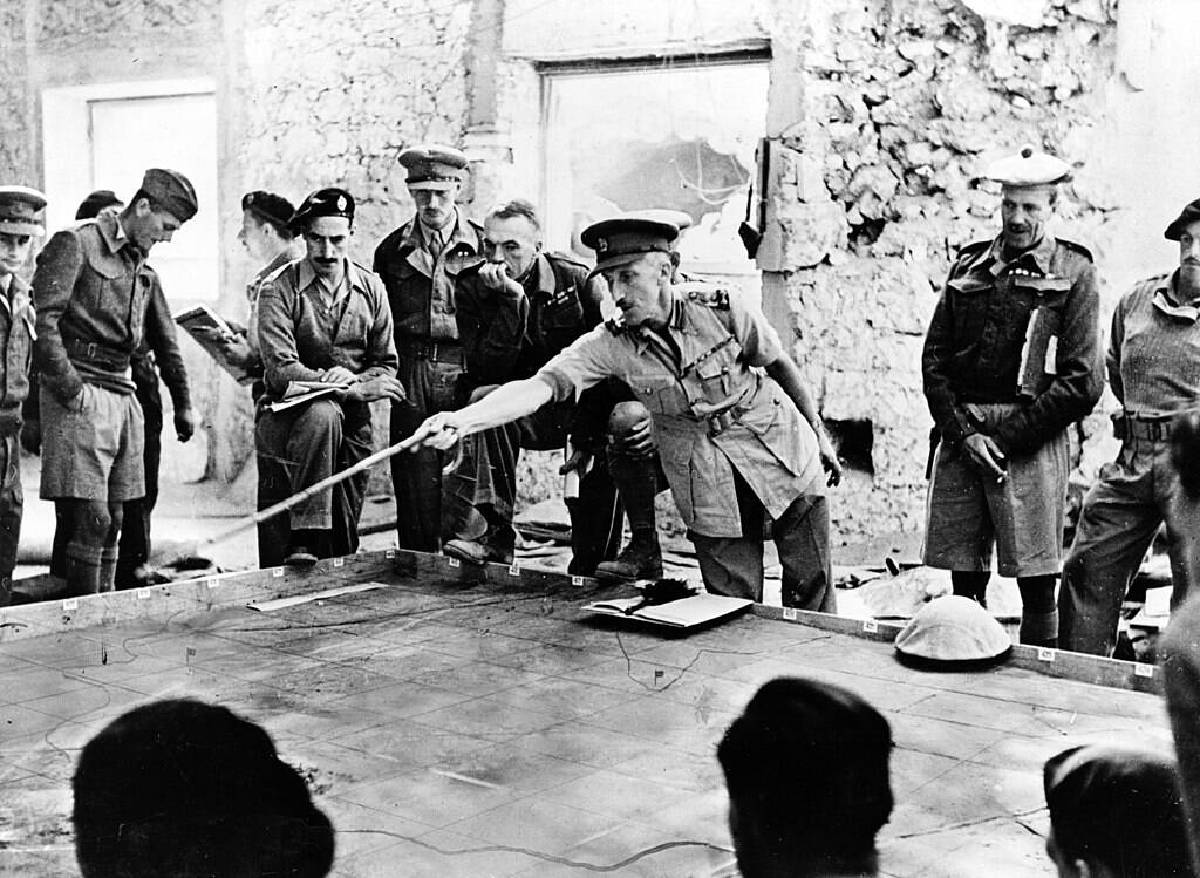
[1153,271,1200,322]
[983,233,1057,278]
[94,209,134,257]
[522,253,556,297]
[408,209,479,258]
[296,257,359,306]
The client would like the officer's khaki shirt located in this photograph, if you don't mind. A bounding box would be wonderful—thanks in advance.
[536,284,823,538]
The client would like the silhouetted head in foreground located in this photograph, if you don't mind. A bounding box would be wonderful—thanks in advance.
[717,677,894,878]
[73,698,334,878]
[1044,744,1193,878]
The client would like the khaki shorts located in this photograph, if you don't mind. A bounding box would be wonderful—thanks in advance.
[922,403,1069,578]
[40,382,145,503]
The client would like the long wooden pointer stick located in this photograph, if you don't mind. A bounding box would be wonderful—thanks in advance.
[195,432,426,551]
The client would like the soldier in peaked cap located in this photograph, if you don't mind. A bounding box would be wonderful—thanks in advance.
[0,186,45,605]
[921,145,1102,648]
[407,213,842,608]
[255,187,402,566]
[1058,196,1200,656]
[373,144,485,552]
[32,169,198,599]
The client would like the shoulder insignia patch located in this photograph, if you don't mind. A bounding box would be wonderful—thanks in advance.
[681,285,730,310]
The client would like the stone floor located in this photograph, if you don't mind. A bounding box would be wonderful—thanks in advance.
[0,569,1172,877]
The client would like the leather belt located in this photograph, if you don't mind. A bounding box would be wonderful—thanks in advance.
[64,337,131,371]
[1124,412,1180,443]
[401,338,464,365]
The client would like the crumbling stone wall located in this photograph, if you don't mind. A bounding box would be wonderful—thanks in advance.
[765,0,1119,547]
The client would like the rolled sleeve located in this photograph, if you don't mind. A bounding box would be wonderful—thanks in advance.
[727,293,785,367]
[534,326,619,404]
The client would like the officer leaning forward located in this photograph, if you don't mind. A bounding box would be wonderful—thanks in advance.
[1059,198,1200,656]
[0,186,44,605]
[373,144,484,552]
[921,146,1102,648]
[407,214,842,608]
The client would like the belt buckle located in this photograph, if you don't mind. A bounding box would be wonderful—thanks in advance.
[430,342,440,362]
[86,342,97,358]
[1150,421,1163,442]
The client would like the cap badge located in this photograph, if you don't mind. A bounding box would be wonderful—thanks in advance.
[337,196,347,211]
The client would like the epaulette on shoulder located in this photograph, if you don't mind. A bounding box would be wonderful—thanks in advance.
[1056,237,1094,262]
[545,250,589,270]
[677,281,731,310]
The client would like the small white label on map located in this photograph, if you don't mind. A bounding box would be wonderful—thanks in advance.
[508,564,520,576]
[1135,663,1154,678]
[333,558,344,568]
[385,549,396,558]
[62,599,78,612]
[1037,647,1057,662]
[137,588,152,600]
[570,576,584,587]
[783,607,798,621]
[448,557,460,568]
[208,579,221,589]
[863,619,879,633]
[272,567,284,578]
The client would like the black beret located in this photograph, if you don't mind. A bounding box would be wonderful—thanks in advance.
[1165,198,1200,241]
[242,190,296,231]
[75,190,121,221]
[290,187,354,231]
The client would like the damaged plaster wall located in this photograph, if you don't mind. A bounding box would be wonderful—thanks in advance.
[764,0,1120,547]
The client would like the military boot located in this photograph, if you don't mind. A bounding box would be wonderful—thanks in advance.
[595,530,662,581]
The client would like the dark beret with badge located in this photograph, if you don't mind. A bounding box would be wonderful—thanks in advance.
[290,188,354,233]
[580,214,682,272]
[1164,197,1200,241]
[140,168,198,224]
[242,190,296,233]
[398,144,468,191]
[0,185,47,235]
[75,190,121,221]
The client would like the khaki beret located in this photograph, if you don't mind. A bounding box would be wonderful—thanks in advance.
[984,145,1071,187]
[0,185,47,235]
[399,144,468,190]
[140,168,198,223]
[580,214,682,272]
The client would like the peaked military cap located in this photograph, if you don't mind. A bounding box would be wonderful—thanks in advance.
[984,144,1071,187]
[399,144,468,190]
[581,214,682,272]
[624,209,694,232]
[894,595,1011,665]
[242,190,296,231]
[0,186,47,235]
[75,189,122,220]
[290,188,354,231]
[140,168,198,223]
[1164,197,1200,241]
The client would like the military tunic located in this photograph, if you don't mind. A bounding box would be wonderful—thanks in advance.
[1060,273,1200,655]
[922,234,1102,577]
[444,251,621,571]
[536,283,830,604]
[255,258,397,564]
[0,273,34,603]
[373,210,483,551]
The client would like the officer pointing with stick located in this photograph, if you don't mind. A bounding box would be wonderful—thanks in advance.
[407,214,841,608]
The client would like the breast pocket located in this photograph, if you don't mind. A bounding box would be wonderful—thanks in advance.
[632,373,687,416]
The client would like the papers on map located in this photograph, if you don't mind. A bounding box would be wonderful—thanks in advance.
[585,593,753,628]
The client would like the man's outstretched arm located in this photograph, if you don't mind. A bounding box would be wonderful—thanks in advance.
[407,377,553,451]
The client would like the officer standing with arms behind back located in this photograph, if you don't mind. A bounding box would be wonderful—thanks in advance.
[406,214,841,608]
[922,146,1102,648]
[374,145,484,552]
[0,186,44,605]
[1059,198,1200,656]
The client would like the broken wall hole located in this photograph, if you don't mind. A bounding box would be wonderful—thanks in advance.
[824,419,875,476]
